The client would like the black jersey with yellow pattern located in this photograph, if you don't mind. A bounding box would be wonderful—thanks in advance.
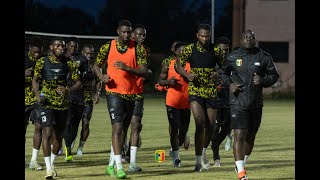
[82,76,100,104]
[25,51,42,106]
[141,44,151,64]
[68,55,98,105]
[82,58,99,103]
[34,56,80,110]
[179,42,224,99]
[95,39,148,101]
[161,55,174,66]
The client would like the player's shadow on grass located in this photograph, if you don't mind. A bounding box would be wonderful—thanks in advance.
[81,149,110,154]
[127,168,197,178]
[139,145,172,152]
[55,158,107,167]
[253,146,294,153]
[248,159,294,171]
[53,172,120,179]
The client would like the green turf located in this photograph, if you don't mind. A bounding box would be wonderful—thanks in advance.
[25,97,295,180]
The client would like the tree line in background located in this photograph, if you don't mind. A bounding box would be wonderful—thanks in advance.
[25,0,232,53]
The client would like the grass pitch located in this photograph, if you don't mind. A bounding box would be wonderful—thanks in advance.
[25,96,295,180]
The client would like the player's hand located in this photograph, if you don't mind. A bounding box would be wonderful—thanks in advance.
[230,83,243,94]
[25,67,34,77]
[168,76,181,87]
[253,72,262,85]
[187,73,198,82]
[154,83,167,92]
[114,61,128,71]
[56,85,68,95]
[35,93,44,103]
[93,93,100,104]
[210,71,219,82]
[100,74,110,83]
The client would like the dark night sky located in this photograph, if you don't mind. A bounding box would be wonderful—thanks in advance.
[33,0,229,27]
[28,0,232,53]
[33,0,106,23]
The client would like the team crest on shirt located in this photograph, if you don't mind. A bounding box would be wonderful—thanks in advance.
[236,59,243,66]
[75,60,81,67]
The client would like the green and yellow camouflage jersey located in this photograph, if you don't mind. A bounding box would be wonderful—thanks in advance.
[83,76,99,104]
[161,55,174,66]
[34,55,79,110]
[178,42,224,99]
[142,44,151,64]
[67,56,98,105]
[82,58,99,104]
[25,51,41,106]
[95,39,148,101]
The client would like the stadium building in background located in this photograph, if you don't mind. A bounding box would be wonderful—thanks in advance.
[233,0,295,95]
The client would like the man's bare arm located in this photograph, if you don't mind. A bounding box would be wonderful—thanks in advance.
[32,75,41,102]
[68,78,81,93]
[94,62,110,83]
[114,61,148,78]
[175,56,197,82]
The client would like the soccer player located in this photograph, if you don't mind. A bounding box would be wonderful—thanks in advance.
[121,24,150,166]
[219,30,279,180]
[155,40,191,153]
[25,36,44,170]
[93,19,148,179]
[175,24,224,172]
[63,37,81,161]
[157,41,191,167]
[64,42,102,160]
[210,36,232,167]
[73,44,102,156]
[32,37,81,179]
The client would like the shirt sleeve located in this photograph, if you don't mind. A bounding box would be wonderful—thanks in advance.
[34,57,45,79]
[218,53,233,87]
[67,60,80,80]
[261,53,280,87]
[214,45,224,68]
[95,41,111,67]
[161,55,173,66]
[179,43,192,67]
[136,43,148,66]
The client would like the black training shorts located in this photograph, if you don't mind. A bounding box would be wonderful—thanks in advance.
[133,98,144,118]
[39,107,68,128]
[25,104,41,124]
[189,95,219,109]
[230,105,262,135]
[106,94,135,125]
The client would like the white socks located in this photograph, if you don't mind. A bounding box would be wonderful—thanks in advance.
[50,153,57,166]
[130,146,138,165]
[30,148,39,161]
[108,144,115,166]
[235,160,245,173]
[44,156,52,172]
[114,155,123,170]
